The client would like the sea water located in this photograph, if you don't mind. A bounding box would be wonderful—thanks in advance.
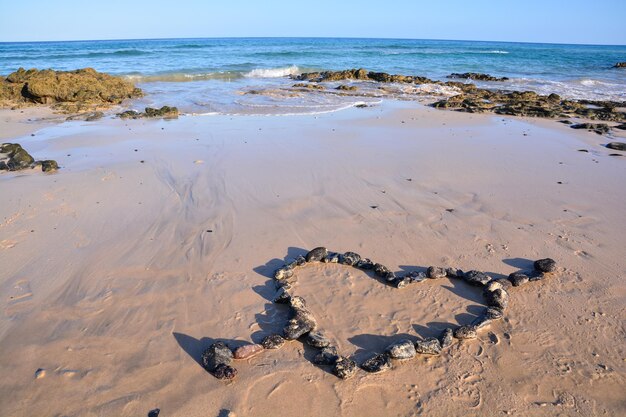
[1,37,624,115]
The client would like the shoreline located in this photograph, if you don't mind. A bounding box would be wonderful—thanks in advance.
[1,100,625,416]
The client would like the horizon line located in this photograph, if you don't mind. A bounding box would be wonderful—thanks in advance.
[1,35,625,48]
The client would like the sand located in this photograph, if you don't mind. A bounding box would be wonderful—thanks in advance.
[0,103,624,417]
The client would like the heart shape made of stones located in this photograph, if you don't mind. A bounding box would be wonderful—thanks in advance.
[200,247,558,380]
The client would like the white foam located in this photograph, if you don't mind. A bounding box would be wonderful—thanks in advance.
[244,65,301,78]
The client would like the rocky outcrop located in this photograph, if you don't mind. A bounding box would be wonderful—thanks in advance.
[117,106,179,119]
[447,73,509,82]
[294,68,434,84]
[0,143,58,172]
[0,68,142,112]
[614,62,626,68]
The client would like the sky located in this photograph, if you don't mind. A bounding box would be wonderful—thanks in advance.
[1,0,625,45]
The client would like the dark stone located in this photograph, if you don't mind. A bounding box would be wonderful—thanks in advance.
[415,338,442,355]
[212,363,238,380]
[274,266,294,280]
[508,272,529,287]
[440,328,454,348]
[0,143,35,171]
[336,85,357,91]
[361,353,392,373]
[373,263,391,278]
[355,258,374,269]
[404,270,427,283]
[292,83,325,90]
[446,267,464,278]
[613,62,626,68]
[340,251,361,266]
[148,409,160,417]
[201,342,234,372]
[454,325,478,340]
[118,106,178,119]
[314,346,339,365]
[534,258,557,273]
[484,288,510,310]
[385,339,416,359]
[463,270,491,286]
[306,247,328,262]
[384,271,396,282]
[261,334,285,350]
[447,72,509,82]
[40,160,59,172]
[305,331,331,348]
[472,307,503,329]
[286,255,307,269]
[394,276,413,288]
[272,287,291,304]
[570,123,610,135]
[283,306,317,340]
[606,142,626,151]
[427,266,447,279]
[322,252,340,263]
[332,356,358,379]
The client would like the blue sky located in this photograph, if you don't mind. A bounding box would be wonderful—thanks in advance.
[1,0,625,45]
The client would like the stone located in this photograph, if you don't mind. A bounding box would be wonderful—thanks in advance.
[286,255,307,269]
[0,143,34,171]
[446,268,464,278]
[440,328,454,348]
[355,258,374,269]
[332,356,357,379]
[314,346,339,365]
[292,83,325,90]
[454,325,478,340]
[361,353,392,373]
[119,106,179,119]
[534,258,557,273]
[414,338,442,355]
[322,252,340,263]
[463,270,492,286]
[385,339,417,360]
[233,344,264,359]
[288,296,307,310]
[373,263,391,278]
[306,247,328,262]
[261,334,285,350]
[305,330,331,348]
[570,123,610,135]
[283,308,317,340]
[606,142,626,151]
[472,307,504,329]
[212,363,238,380]
[272,287,291,304]
[528,270,545,282]
[427,266,447,279]
[340,251,361,266]
[148,409,160,417]
[447,72,509,82]
[274,266,294,280]
[508,272,529,287]
[201,342,234,372]
[405,270,427,283]
[40,160,59,172]
[394,276,413,288]
[336,85,358,91]
[484,288,510,310]
[384,271,396,282]
[614,62,626,68]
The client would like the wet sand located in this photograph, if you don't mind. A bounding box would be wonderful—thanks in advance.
[0,103,625,416]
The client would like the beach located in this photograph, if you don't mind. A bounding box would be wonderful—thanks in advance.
[1,97,625,416]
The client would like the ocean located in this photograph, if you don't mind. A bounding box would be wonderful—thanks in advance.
[1,37,625,115]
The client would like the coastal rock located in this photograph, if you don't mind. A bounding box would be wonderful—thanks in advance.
[614,62,626,68]
[314,346,339,365]
[454,325,478,340]
[201,342,234,372]
[355,258,375,269]
[446,267,464,278]
[361,353,392,373]
[1,67,142,111]
[233,344,264,359]
[394,276,413,288]
[415,338,442,355]
[340,251,361,266]
[385,339,417,360]
[292,83,325,90]
[283,304,317,340]
[286,255,307,269]
[0,143,34,170]
[404,270,427,283]
[212,363,238,380]
[322,252,340,263]
[484,288,510,310]
[118,106,178,119]
[440,328,454,348]
[606,142,626,151]
[336,85,357,91]
[272,287,291,304]
[40,160,59,172]
[508,272,530,287]
[305,247,328,262]
[332,356,358,379]
[305,330,331,348]
[463,270,491,286]
[274,266,294,280]
[373,263,391,278]
[447,72,509,82]
[261,334,285,350]
[427,266,447,279]
[288,296,307,310]
[570,123,610,135]
[534,258,557,273]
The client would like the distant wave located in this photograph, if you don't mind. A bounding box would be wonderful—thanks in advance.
[167,44,216,49]
[244,65,301,78]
